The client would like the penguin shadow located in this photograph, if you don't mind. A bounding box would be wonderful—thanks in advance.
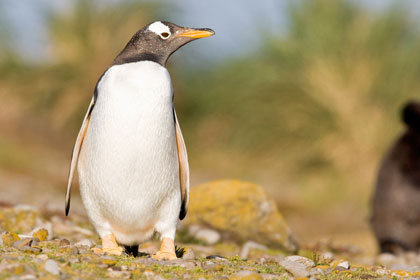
[122,244,185,259]
[370,101,420,254]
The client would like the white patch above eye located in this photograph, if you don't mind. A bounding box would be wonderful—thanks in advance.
[148,21,171,39]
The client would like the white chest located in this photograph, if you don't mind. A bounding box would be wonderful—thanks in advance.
[78,61,180,228]
[88,61,176,164]
[97,61,173,121]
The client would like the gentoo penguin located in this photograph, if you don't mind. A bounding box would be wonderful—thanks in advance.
[65,21,214,260]
[371,101,420,254]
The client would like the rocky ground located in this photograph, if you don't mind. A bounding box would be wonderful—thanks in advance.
[0,206,419,279]
[1,180,420,279]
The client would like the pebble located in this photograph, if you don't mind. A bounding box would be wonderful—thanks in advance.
[283,255,315,268]
[160,259,183,267]
[40,222,53,240]
[30,238,40,247]
[59,245,79,255]
[107,270,131,279]
[376,251,420,271]
[322,251,334,259]
[101,256,117,266]
[17,234,32,239]
[230,270,262,280]
[44,259,60,275]
[404,252,420,264]
[310,267,322,274]
[12,238,41,253]
[81,256,92,262]
[22,245,42,254]
[143,270,164,280]
[59,239,71,247]
[69,257,80,264]
[194,228,221,245]
[2,231,20,247]
[279,259,309,278]
[376,253,397,267]
[178,261,197,269]
[0,263,25,274]
[206,255,228,261]
[259,273,278,279]
[375,267,388,276]
[240,241,267,259]
[134,258,157,265]
[12,239,31,249]
[96,264,109,269]
[36,254,49,261]
[128,265,137,271]
[390,264,420,272]
[30,228,49,241]
[181,247,195,260]
[143,271,155,277]
[334,265,348,272]
[337,260,350,269]
[78,247,90,254]
[74,238,94,248]
[41,248,52,254]
[16,275,37,280]
[202,261,217,270]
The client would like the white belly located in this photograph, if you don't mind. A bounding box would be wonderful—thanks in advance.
[78,61,180,244]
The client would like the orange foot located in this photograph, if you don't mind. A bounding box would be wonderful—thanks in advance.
[92,233,124,256]
[152,237,177,261]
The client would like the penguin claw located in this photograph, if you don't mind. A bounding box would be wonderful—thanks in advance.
[104,246,124,256]
[92,246,124,256]
[152,251,177,261]
[152,237,177,260]
[92,247,104,255]
[92,233,124,255]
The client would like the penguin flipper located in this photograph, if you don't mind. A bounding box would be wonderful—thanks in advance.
[174,110,190,220]
[65,97,96,216]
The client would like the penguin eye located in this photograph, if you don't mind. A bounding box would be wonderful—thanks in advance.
[160,32,171,39]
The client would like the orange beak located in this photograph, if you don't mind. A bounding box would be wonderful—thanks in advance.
[178,28,215,39]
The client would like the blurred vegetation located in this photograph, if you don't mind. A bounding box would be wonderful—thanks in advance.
[178,0,420,214]
[1,0,161,134]
[1,0,420,241]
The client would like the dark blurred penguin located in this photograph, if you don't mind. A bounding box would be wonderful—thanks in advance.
[371,101,420,254]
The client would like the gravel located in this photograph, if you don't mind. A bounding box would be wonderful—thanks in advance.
[43,259,60,275]
[1,205,420,279]
[74,238,94,248]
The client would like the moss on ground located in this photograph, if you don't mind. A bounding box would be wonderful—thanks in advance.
[1,206,419,279]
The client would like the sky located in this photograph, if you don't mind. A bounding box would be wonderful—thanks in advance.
[1,0,420,63]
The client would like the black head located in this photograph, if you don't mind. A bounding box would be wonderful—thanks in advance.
[112,21,215,66]
[402,101,420,131]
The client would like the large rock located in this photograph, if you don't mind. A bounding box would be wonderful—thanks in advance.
[184,180,298,253]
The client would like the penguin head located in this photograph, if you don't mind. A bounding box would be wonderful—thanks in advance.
[402,101,420,132]
[113,21,215,66]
